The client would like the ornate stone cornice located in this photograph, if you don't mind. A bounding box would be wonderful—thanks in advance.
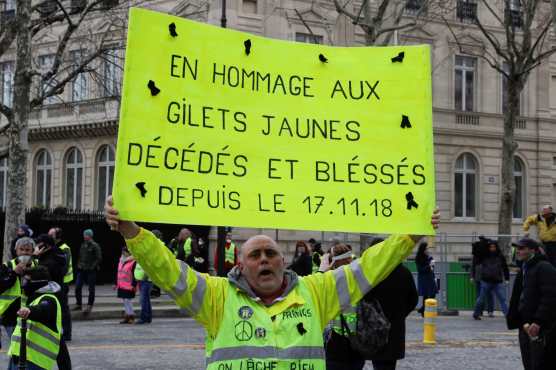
[29,120,118,141]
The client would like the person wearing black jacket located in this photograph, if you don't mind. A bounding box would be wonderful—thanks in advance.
[368,263,418,370]
[0,237,36,345]
[288,241,313,276]
[507,238,556,370]
[34,234,67,287]
[472,239,509,320]
[7,266,71,370]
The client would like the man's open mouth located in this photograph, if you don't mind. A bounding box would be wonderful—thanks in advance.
[259,269,273,276]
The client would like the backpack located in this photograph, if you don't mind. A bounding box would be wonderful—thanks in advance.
[339,297,391,358]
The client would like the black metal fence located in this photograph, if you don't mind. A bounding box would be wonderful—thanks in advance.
[1,207,210,284]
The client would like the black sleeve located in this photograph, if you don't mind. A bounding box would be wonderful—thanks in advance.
[302,255,313,276]
[405,268,419,316]
[176,243,186,262]
[533,263,556,327]
[501,256,510,281]
[0,264,17,292]
[27,297,57,328]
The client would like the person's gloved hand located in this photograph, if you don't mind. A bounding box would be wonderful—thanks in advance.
[318,253,331,272]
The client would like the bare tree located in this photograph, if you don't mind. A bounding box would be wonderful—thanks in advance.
[0,0,131,261]
[445,0,555,254]
[333,0,451,45]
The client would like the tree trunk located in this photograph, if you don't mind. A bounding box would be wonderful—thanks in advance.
[3,0,32,262]
[363,0,376,45]
[497,78,521,256]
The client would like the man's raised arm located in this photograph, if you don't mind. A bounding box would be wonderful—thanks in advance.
[304,209,440,327]
[104,196,226,334]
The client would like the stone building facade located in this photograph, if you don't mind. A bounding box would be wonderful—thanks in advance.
[1,0,556,259]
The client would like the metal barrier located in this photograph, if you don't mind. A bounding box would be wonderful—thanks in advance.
[432,233,523,312]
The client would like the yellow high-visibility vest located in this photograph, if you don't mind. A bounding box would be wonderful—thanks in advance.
[8,293,62,370]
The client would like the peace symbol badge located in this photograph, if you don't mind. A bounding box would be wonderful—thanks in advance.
[238,306,254,320]
[234,320,253,341]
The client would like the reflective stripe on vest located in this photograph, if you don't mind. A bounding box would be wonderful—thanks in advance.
[8,293,62,369]
[182,238,192,257]
[117,259,135,291]
[59,243,74,284]
[205,281,325,370]
[224,243,236,264]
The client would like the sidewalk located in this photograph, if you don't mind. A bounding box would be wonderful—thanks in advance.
[68,284,184,321]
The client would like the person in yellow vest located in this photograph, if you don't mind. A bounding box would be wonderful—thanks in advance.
[105,196,439,369]
[47,227,73,342]
[523,205,556,266]
[171,228,193,262]
[215,232,238,275]
[8,266,71,370]
[0,237,36,345]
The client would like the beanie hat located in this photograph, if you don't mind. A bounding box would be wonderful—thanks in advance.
[83,229,94,238]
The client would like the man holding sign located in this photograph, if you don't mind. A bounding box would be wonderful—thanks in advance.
[109,7,439,369]
[106,196,438,370]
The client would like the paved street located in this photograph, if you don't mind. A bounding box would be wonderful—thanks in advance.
[0,313,522,369]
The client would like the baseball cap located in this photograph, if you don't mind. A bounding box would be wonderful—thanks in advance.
[512,238,540,250]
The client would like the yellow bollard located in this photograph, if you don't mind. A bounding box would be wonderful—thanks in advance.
[423,298,437,344]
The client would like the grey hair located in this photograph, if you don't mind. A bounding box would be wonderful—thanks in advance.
[15,237,35,250]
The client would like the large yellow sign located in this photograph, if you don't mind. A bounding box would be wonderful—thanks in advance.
[114,7,436,235]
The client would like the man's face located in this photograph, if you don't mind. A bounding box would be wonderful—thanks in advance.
[178,228,191,241]
[239,236,285,297]
[48,228,56,239]
[16,228,25,237]
[488,244,497,253]
[516,246,534,261]
[542,207,553,217]
[16,244,33,257]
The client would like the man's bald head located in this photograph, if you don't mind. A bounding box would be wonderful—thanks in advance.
[240,235,281,258]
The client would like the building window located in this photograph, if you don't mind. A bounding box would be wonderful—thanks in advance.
[513,157,525,219]
[405,0,426,15]
[96,144,115,210]
[295,33,323,44]
[456,0,477,23]
[65,147,83,210]
[38,54,58,105]
[454,153,477,218]
[1,0,15,21]
[35,150,52,208]
[455,56,476,112]
[505,0,522,28]
[71,50,89,101]
[242,0,257,14]
[103,48,122,97]
[0,61,14,108]
[0,157,7,209]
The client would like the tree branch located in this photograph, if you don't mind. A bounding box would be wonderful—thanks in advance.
[294,9,320,44]
[0,19,17,57]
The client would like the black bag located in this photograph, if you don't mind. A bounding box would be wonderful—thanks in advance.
[340,298,391,359]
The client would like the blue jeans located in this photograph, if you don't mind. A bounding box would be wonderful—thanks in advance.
[473,281,508,317]
[140,281,153,323]
[75,269,97,306]
[475,280,494,314]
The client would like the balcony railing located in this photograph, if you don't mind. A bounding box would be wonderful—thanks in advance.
[456,1,477,23]
[505,8,523,28]
[455,111,480,126]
